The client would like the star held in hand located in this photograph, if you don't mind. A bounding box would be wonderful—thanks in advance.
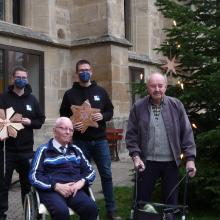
[70,100,100,133]
[0,107,24,140]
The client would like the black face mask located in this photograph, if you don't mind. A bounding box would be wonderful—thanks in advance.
[79,71,91,82]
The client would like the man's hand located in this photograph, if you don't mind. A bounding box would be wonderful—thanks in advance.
[74,122,84,132]
[186,160,196,177]
[69,179,86,197]
[21,117,31,126]
[0,137,7,141]
[74,113,102,132]
[132,155,145,172]
[91,113,103,121]
[54,182,73,197]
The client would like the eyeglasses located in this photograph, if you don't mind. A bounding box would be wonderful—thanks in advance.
[78,68,91,73]
[56,127,74,133]
[14,76,27,80]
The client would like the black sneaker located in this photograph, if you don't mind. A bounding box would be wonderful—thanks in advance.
[106,211,122,220]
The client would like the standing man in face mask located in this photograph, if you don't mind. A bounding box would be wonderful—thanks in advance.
[60,59,122,220]
[0,66,45,220]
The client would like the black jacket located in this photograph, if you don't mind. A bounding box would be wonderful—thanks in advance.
[60,81,113,141]
[0,84,45,153]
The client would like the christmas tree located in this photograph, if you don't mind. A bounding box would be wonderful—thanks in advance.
[155,0,220,210]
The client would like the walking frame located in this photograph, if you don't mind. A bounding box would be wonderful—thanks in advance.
[128,168,193,220]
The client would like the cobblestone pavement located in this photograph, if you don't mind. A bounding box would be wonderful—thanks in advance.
[6,153,133,220]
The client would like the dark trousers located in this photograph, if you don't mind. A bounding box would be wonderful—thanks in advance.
[73,139,116,213]
[0,151,32,218]
[0,150,6,220]
[39,189,98,220]
[137,161,179,205]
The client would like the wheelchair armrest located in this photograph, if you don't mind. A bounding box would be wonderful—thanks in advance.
[88,187,96,201]
[32,187,41,208]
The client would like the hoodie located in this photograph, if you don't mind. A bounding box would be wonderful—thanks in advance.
[60,81,114,141]
[0,84,45,153]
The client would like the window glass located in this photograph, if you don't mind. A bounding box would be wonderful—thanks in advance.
[8,51,40,100]
[130,67,145,104]
[124,0,131,42]
[0,0,4,20]
[0,45,44,110]
[13,0,20,24]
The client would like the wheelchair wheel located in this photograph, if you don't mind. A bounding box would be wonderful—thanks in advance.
[23,192,39,220]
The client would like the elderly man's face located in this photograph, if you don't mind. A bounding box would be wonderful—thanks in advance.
[147,73,167,103]
[54,119,74,146]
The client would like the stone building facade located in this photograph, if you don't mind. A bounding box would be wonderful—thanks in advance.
[0,0,168,149]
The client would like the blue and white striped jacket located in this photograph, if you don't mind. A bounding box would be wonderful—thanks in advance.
[29,138,96,190]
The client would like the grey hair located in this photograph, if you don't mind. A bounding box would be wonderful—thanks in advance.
[54,117,73,128]
[146,72,167,85]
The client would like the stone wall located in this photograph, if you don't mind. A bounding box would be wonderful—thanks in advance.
[54,0,72,42]
[111,45,130,117]
[70,1,109,40]
[0,0,169,154]
[107,0,125,38]
[44,46,73,119]
[129,0,167,63]
[33,120,54,150]
[31,0,50,34]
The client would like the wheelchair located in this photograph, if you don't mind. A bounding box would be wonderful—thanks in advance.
[23,186,98,220]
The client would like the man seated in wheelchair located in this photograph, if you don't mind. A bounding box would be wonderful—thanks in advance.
[29,117,98,220]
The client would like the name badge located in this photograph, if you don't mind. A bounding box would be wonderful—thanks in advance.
[94,95,100,101]
[26,105,32,111]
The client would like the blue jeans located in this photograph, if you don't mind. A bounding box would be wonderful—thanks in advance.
[73,139,116,212]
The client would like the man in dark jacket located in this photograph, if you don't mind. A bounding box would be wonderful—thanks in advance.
[29,117,98,220]
[60,59,121,220]
[0,66,45,220]
[126,72,196,206]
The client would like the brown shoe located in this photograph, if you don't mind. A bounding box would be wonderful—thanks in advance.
[106,211,122,220]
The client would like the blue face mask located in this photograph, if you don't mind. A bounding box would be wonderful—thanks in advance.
[14,78,28,89]
[79,71,91,83]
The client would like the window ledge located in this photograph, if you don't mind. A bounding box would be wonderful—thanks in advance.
[128,51,162,65]
[71,35,132,48]
[0,21,55,45]
[0,21,133,49]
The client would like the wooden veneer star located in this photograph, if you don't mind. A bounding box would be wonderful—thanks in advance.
[70,99,100,133]
[0,107,24,140]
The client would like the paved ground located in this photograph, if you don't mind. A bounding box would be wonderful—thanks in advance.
[6,153,133,220]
